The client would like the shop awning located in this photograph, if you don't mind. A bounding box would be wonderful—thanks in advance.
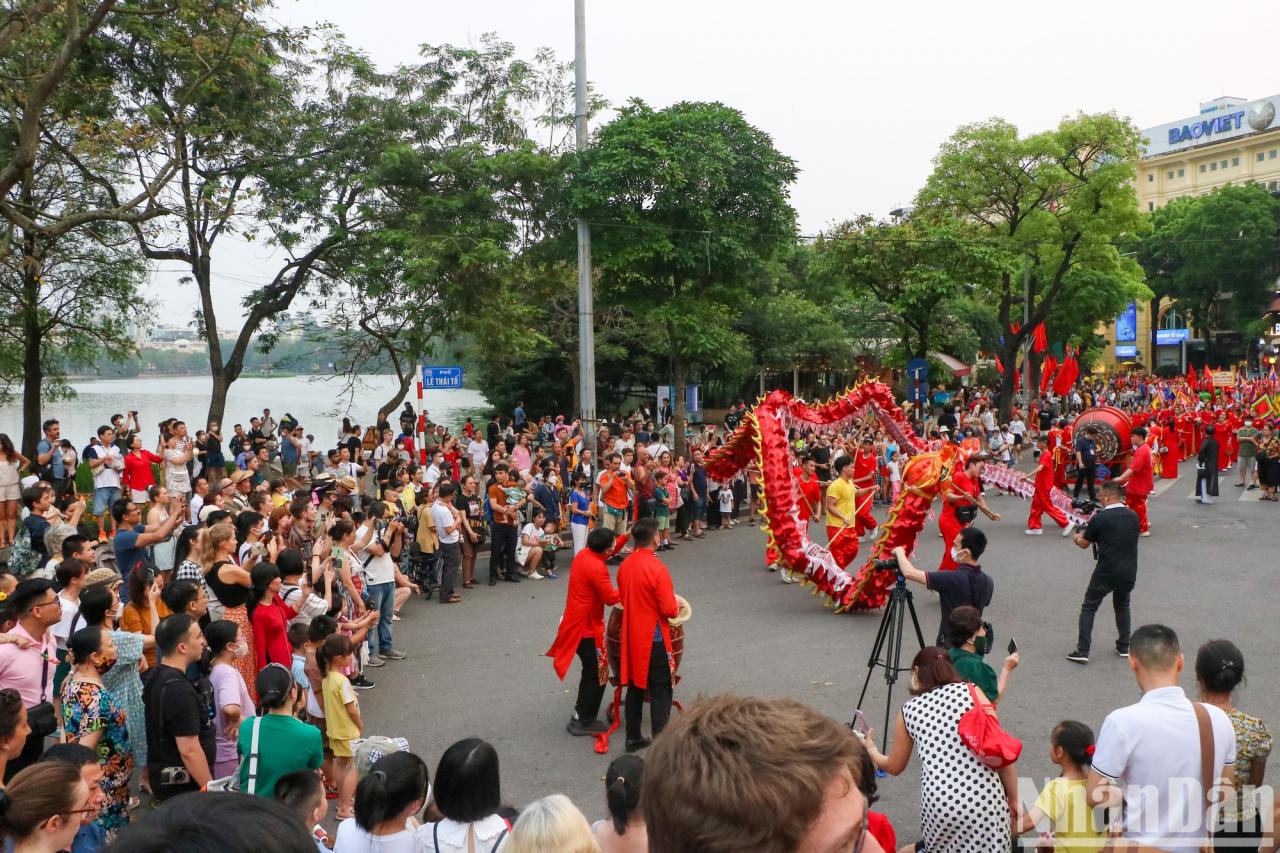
[930,352,972,377]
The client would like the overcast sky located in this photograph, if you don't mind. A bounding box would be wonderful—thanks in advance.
[147,0,1280,328]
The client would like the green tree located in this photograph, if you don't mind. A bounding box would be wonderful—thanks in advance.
[569,100,798,453]
[916,114,1151,419]
[1136,183,1280,344]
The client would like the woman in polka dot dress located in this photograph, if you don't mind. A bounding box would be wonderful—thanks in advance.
[859,646,1015,853]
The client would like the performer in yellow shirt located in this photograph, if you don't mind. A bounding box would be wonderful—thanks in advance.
[823,456,869,568]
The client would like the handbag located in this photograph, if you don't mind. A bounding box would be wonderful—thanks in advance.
[27,652,57,738]
[1099,703,1215,853]
[206,715,263,793]
[956,683,1021,768]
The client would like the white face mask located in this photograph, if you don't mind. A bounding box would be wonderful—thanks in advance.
[230,642,248,660]
[950,546,966,563]
[910,672,921,692]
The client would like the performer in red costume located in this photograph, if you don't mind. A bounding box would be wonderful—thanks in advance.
[1025,434,1072,535]
[617,518,679,752]
[1114,426,1154,536]
[1158,415,1180,481]
[1215,411,1232,472]
[851,436,879,538]
[1227,408,1243,466]
[938,453,1000,571]
[1177,408,1196,460]
[546,527,624,736]
[1049,419,1071,491]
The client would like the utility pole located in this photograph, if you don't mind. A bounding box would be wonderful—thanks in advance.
[1023,254,1033,411]
[574,0,597,458]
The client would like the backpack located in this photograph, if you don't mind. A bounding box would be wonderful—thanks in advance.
[8,526,39,578]
[361,426,379,451]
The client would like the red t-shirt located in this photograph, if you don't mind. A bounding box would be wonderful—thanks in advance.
[793,468,821,521]
[1126,443,1153,496]
[251,596,297,672]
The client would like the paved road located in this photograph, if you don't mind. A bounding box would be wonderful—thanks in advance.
[364,469,1278,840]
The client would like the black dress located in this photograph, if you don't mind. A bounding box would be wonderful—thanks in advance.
[1196,438,1220,498]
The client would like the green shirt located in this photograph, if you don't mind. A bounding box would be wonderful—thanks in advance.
[948,646,998,703]
[237,713,323,797]
[1237,426,1259,457]
[654,486,671,517]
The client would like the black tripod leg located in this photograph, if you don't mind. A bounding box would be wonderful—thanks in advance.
[854,595,896,716]
[903,588,926,649]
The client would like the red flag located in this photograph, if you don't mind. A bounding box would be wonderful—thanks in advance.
[1039,355,1057,396]
[1186,364,1198,391]
[1014,361,1022,391]
[1032,323,1048,353]
[1010,321,1022,336]
[994,356,1005,374]
[1052,349,1075,396]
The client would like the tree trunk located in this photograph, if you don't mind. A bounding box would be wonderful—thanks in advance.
[378,369,415,422]
[20,256,42,460]
[673,355,688,459]
[997,342,1018,422]
[1028,351,1042,409]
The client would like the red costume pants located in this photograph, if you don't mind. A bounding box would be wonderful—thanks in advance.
[852,487,877,537]
[1126,492,1149,533]
[938,513,966,571]
[1027,488,1068,530]
[825,525,860,569]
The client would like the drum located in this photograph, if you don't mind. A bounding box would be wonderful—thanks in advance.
[605,598,689,687]
[1073,406,1135,464]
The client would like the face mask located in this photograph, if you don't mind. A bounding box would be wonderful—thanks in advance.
[110,602,123,620]
[973,635,991,656]
[910,672,921,692]
[230,642,248,660]
[95,654,117,674]
[950,546,965,563]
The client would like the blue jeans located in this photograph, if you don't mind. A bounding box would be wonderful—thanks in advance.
[366,581,395,655]
[92,486,120,516]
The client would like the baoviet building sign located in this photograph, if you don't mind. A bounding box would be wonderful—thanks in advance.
[1142,95,1279,157]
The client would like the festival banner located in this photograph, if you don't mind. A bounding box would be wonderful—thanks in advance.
[1251,395,1274,419]
[1208,369,1235,389]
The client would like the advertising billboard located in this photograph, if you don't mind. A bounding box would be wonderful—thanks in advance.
[1141,94,1279,158]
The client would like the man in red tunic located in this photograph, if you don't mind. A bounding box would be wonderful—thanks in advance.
[1025,434,1072,535]
[545,527,624,736]
[1113,426,1154,536]
[617,518,679,752]
[851,436,879,539]
[1048,419,1070,490]
[938,453,1000,571]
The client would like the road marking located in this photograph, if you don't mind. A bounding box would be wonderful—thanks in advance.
[1150,477,1180,498]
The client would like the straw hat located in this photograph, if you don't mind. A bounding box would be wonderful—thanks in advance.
[83,568,122,590]
[228,469,251,484]
[338,476,358,491]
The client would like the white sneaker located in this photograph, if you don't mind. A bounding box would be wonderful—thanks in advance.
[781,572,799,584]
[529,572,544,580]
[1062,520,1076,538]
[1024,528,1043,535]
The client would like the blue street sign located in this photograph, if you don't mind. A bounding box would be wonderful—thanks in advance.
[421,366,463,389]
[906,358,929,403]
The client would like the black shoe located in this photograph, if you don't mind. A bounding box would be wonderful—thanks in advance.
[1116,648,1130,658]
[567,717,609,736]
[488,577,497,586]
[351,675,376,689]
[625,737,652,753]
[504,574,522,583]
[1066,649,1089,664]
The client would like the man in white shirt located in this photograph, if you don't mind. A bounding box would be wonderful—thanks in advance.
[87,425,124,535]
[431,482,463,603]
[424,451,444,488]
[466,435,489,474]
[1087,624,1236,853]
[356,502,406,667]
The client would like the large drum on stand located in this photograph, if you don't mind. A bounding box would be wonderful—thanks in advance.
[1072,406,1135,471]
[605,596,691,688]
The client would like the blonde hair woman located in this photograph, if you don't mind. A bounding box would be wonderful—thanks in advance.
[507,794,599,853]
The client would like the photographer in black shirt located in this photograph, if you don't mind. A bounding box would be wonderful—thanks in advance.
[890,525,994,648]
[1066,479,1140,664]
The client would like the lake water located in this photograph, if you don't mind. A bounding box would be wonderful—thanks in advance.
[0,375,492,446]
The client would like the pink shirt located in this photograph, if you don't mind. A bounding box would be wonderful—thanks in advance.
[0,623,57,706]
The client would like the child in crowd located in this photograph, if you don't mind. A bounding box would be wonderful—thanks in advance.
[541,520,562,579]
[274,769,330,851]
[652,470,672,551]
[319,633,362,821]
[887,448,902,505]
[288,621,311,699]
[1014,720,1105,853]
[718,484,735,528]
[302,615,338,799]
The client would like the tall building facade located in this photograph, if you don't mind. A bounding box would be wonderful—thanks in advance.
[1097,93,1280,372]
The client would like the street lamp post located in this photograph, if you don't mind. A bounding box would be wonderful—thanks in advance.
[574,0,597,456]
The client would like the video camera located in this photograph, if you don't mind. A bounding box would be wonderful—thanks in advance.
[1071,497,1100,514]
[872,557,901,573]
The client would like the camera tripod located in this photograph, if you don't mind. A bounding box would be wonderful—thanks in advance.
[852,573,926,755]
